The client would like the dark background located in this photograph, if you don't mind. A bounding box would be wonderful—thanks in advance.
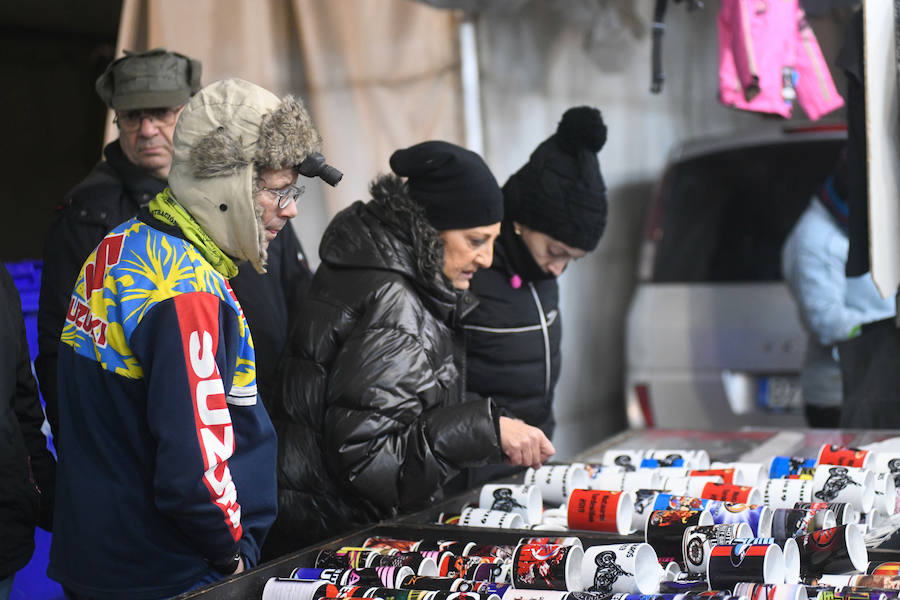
[1,0,121,261]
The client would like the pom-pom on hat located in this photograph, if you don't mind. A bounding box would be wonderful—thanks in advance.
[503,106,608,251]
[389,140,504,230]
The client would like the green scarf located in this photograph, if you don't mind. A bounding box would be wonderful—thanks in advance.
[149,189,239,279]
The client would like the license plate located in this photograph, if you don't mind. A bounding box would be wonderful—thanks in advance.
[757,376,803,411]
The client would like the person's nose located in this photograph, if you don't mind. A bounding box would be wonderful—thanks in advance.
[547,258,568,277]
[475,244,494,269]
[278,198,299,219]
[138,115,161,137]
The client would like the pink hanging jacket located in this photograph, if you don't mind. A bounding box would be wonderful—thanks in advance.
[718,0,844,120]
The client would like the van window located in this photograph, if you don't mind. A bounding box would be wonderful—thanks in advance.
[651,139,845,283]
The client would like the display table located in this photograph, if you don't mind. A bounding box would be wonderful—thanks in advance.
[174,427,900,599]
[573,427,900,465]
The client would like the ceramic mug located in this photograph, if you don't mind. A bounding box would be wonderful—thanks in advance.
[816,444,872,469]
[567,489,633,535]
[711,461,769,488]
[262,579,337,600]
[701,482,762,504]
[581,543,660,595]
[601,450,646,472]
[706,501,773,537]
[479,484,543,525]
[682,522,753,575]
[511,543,583,591]
[706,541,785,589]
[644,508,713,567]
[769,457,817,480]
[797,524,868,577]
[810,465,875,514]
[762,478,814,509]
[645,449,710,470]
[733,537,801,584]
[459,507,525,530]
[524,464,589,505]
[794,501,857,527]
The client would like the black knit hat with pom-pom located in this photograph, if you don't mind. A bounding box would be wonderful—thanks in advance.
[503,106,608,251]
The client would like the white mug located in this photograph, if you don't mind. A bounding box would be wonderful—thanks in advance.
[459,507,525,529]
[762,478,814,509]
[588,469,662,492]
[581,543,660,595]
[600,449,645,471]
[810,465,875,514]
[711,461,769,488]
[874,471,897,515]
[263,579,331,600]
[783,537,801,584]
[653,467,692,479]
[869,452,900,492]
[645,449,710,469]
[479,484,543,525]
[524,464,589,505]
[628,490,660,535]
[661,475,722,498]
[731,537,800,585]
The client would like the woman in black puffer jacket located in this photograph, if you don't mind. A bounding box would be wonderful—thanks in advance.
[462,107,609,488]
[262,141,554,559]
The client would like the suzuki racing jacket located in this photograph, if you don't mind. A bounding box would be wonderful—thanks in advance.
[48,212,277,599]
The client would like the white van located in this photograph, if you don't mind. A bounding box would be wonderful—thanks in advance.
[625,125,848,429]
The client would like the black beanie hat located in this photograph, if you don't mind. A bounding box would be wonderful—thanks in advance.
[389,140,504,230]
[503,106,608,251]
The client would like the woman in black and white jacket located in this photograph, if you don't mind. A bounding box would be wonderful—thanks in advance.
[463,107,609,486]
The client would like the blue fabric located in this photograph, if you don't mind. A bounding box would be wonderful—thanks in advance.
[50,218,276,599]
[782,198,893,346]
[781,197,895,409]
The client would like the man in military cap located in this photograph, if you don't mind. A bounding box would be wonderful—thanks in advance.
[37,49,314,440]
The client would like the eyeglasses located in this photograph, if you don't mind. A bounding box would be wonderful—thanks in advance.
[113,106,182,132]
[261,184,306,209]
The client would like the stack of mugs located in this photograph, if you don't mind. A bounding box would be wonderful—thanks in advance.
[263,443,900,600]
[263,536,665,600]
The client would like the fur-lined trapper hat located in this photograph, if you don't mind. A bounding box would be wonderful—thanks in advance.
[168,77,322,274]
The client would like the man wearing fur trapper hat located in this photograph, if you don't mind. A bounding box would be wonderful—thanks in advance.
[49,78,342,598]
[459,106,608,487]
[37,49,320,454]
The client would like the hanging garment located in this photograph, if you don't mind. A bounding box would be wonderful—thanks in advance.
[718,0,844,120]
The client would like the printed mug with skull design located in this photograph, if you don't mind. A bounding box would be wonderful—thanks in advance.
[580,543,659,595]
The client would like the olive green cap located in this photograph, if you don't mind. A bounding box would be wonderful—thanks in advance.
[95,47,202,110]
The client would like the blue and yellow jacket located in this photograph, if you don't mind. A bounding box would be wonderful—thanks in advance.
[49,211,277,599]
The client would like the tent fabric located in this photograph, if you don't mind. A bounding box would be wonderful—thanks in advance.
[108,0,465,243]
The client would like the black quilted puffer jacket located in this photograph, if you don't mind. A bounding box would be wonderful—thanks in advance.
[262,175,503,559]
